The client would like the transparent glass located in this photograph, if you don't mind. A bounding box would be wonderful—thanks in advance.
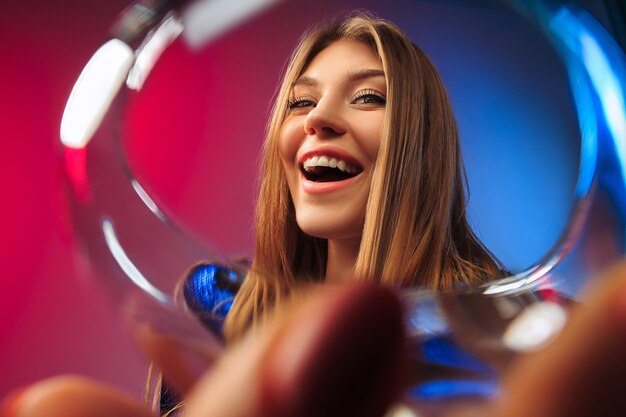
[60,0,626,414]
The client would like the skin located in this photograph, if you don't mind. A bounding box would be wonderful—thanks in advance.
[5,36,624,417]
[279,38,386,284]
[3,263,626,417]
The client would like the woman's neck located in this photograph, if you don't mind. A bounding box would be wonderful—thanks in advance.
[324,237,361,284]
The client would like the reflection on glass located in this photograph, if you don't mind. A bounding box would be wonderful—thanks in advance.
[61,39,133,148]
[60,0,626,413]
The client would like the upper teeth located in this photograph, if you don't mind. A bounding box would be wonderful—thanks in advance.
[302,155,359,174]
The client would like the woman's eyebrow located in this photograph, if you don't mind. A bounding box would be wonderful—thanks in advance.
[348,68,385,81]
[292,69,385,87]
[292,75,317,87]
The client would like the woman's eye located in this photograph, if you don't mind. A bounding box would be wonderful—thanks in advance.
[288,98,316,109]
[352,90,386,105]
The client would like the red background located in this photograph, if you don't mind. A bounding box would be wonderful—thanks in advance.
[1,0,611,400]
[0,0,150,397]
[0,0,366,398]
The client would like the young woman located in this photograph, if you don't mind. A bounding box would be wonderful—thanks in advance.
[5,12,626,417]
[221,13,504,342]
[159,13,505,413]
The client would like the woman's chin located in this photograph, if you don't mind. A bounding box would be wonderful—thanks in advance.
[296,218,363,242]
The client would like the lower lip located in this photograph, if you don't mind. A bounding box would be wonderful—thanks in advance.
[301,174,360,194]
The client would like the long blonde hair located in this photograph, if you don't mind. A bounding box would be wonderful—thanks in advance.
[224,13,503,342]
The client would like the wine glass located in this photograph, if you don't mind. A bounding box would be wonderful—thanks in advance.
[59,0,626,414]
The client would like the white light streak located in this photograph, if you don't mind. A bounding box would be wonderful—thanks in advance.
[182,0,282,48]
[127,15,184,90]
[503,302,567,352]
[61,39,134,148]
[102,218,170,303]
[130,179,168,222]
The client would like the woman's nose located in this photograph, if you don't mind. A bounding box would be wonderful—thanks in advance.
[304,98,346,138]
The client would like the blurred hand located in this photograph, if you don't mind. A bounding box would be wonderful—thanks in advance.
[2,263,626,417]
[487,261,626,417]
[0,284,405,417]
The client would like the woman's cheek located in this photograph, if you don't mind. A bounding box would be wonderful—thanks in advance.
[356,114,384,162]
[278,120,303,163]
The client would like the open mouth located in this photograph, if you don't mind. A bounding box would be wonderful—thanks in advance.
[300,155,363,183]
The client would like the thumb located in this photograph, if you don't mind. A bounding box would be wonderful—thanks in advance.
[185,283,406,417]
[124,295,225,396]
[0,376,154,417]
[490,261,626,417]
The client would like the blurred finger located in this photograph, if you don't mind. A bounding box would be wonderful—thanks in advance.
[186,283,406,417]
[0,376,154,417]
[124,295,224,396]
[490,261,626,417]
[134,323,220,396]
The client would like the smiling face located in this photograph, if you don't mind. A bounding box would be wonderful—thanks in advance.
[279,38,386,242]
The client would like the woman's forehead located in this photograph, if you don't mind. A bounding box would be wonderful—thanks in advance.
[297,39,384,84]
